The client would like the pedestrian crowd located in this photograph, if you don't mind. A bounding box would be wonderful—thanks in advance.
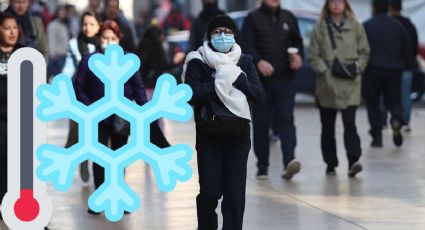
[0,0,422,229]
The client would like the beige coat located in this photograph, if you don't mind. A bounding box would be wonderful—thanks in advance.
[309,18,370,109]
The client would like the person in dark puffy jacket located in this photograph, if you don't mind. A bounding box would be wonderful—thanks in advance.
[183,15,265,230]
[73,20,147,215]
[241,0,304,181]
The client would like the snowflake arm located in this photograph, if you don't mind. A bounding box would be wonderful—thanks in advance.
[140,74,193,123]
[36,144,87,191]
[141,144,193,192]
[36,75,88,122]
[36,44,194,222]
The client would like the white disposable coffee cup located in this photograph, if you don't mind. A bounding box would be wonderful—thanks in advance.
[287,47,299,55]
[287,47,299,64]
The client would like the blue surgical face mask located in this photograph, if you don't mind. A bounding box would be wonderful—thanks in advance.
[211,33,235,53]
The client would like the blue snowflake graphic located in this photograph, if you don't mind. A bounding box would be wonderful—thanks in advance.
[35,45,193,222]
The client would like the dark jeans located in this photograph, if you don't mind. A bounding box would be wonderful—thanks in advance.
[363,67,403,137]
[0,121,6,203]
[65,120,78,148]
[196,131,251,230]
[252,81,296,169]
[93,124,128,189]
[319,106,361,168]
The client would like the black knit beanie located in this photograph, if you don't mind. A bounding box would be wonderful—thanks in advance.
[207,15,237,40]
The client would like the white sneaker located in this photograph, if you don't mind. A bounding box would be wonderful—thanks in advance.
[348,162,363,178]
[256,168,268,180]
[256,174,269,180]
[402,125,412,133]
[282,159,301,180]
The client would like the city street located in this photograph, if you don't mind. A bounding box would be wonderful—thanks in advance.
[1,105,425,230]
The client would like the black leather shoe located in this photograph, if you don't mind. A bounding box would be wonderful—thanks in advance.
[371,135,383,147]
[87,209,101,215]
[326,165,336,175]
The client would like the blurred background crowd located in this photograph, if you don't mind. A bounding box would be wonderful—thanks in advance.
[1,0,425,228]
[0,0,423,100]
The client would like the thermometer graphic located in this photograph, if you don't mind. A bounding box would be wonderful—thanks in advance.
[1,48,52,229]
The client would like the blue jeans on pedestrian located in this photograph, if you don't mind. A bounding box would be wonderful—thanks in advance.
[401,71,413,125]
[252,81,297,170]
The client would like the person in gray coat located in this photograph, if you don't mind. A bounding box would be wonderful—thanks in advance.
[309,0,370,177]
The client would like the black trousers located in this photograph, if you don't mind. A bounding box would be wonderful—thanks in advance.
[319,106,361,168]
[65,120,78,148]
[363,67,403,137]
[93,122,169,189]
[93,124,128,189]
[0,121,6,203]
[196,131,251,230]
[93,121,170,189]
[252,81,296,170]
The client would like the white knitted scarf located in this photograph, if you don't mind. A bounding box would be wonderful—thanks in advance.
[182,41,251,120]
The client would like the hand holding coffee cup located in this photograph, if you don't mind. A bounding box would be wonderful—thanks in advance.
[288,47,302,70]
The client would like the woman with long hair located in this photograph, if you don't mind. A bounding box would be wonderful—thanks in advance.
[137,25,185,101]
[62,10,101,183]
[62,10,101,80]
[309,0,370,177]
[0,12,23,220]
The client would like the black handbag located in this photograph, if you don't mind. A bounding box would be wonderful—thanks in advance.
[198,99,250,137]
[112,115,171,148]
[112,115,130,136]
[326,23,358,80]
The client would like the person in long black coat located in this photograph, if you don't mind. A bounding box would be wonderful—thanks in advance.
[184,16,265,230]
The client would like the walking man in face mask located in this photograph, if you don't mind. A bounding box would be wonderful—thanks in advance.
[241,0,304,180]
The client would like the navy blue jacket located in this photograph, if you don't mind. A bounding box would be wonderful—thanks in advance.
[363,13,413,71]
[184,53,265,124]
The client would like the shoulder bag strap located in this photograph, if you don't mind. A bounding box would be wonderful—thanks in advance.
[326,22,337,52]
